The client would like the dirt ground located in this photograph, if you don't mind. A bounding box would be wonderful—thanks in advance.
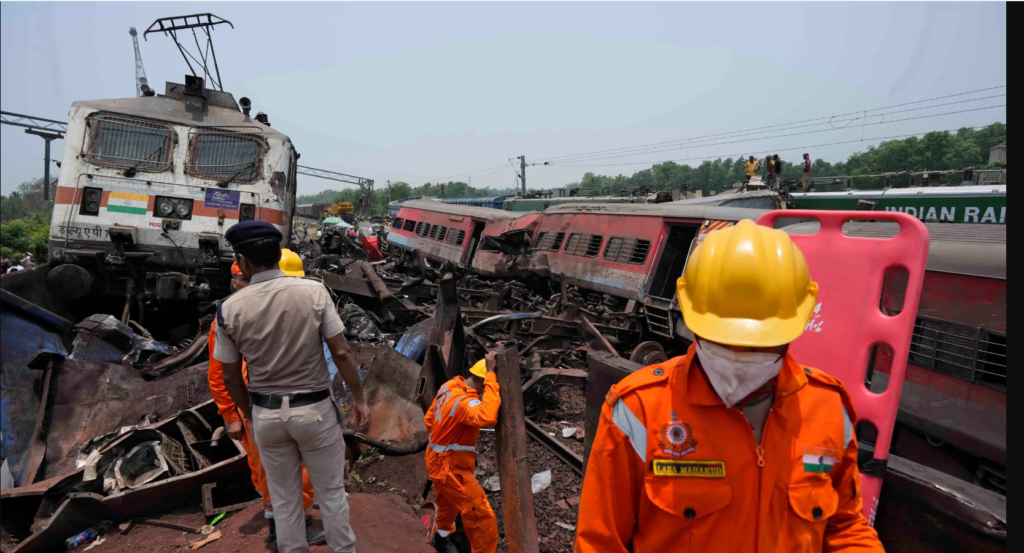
[86,493,434,553]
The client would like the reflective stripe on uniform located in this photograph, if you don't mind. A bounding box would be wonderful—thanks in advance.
[611,399,647,461]
[448,395,464,418]
[842,405,853,449]
[428,440,477,453]
[469,399,481,407]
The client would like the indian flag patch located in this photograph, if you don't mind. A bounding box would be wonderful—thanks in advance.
[107,191,149,215]
[803,447,840,473]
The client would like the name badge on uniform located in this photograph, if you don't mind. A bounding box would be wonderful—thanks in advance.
[802,447,841,473]
[651,459,726,478]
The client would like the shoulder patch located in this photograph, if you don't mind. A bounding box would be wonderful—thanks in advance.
[611,362,673,399]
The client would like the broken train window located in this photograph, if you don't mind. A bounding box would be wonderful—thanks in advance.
[564,233,604,257]
[186,129,263,183]
[403,219,416,232]
[83,114,175,172]
[533,231,566,251]
[392,218,403,229]
[604,237,652,264]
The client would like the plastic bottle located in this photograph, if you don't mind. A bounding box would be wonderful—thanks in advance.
[65,520,114,550]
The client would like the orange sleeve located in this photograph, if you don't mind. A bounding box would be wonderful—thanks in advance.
[574,398,642,553]
[455,373,500,428]
[824,407,884,551]
[207,322,239,424]
[424,389,440,434]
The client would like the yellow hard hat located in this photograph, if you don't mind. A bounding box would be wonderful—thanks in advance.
[279,248,305,277]
[676,219,818,347]
[469,359,487,379]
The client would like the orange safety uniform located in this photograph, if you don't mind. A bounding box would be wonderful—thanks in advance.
[424,373,501,553]
[575,344,884,553]
[207,322,316,514]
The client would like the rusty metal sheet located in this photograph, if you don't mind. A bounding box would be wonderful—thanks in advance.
[417,272,465,411]
[494,345,540,553]
[347,344,427,448]
[42,360,211,480]
[583,352,643,474]
[874,451,1005,553]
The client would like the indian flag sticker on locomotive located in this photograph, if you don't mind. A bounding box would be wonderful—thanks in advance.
[803,447,841,473]
[106,191,149,215]
[651,459,726,478]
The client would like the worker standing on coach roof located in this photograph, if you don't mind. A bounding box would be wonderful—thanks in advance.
[425,352,502,553]
[208,254,322,546]
[214,221,369,553]
[575,219,884,553]
[744,156,761,186]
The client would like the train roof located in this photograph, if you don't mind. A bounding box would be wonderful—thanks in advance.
[788,184,1006,200]
[399,199,527,221]
[784,221,1005,279]
[71,82,290,139]
[541,202,769,220]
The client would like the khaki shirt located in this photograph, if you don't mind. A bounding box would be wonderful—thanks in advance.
[213,269,345,395]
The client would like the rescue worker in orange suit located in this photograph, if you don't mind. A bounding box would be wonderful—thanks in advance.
[575,219,884,553]
[208,251,323,546]
[425,352,501,553]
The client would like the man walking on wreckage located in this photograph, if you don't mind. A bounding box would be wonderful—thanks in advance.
[214,221,369,553]
[425,352,502,553]
[208,253,321,546]
[575,219,884,552]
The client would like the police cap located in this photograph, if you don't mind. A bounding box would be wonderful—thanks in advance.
[225,221,282,247]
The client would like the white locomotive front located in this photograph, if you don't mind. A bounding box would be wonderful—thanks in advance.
[47,76,297,303]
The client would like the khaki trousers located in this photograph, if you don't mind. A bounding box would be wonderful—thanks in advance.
[254,397,356,553]
[802,172,811,191]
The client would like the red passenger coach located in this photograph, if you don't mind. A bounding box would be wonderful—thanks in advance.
[388,200,536,276]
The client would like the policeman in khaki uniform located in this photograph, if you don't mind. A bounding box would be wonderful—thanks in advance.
[575,219,884,552]
[214,221,369,553]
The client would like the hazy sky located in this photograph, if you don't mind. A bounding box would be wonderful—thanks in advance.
[0,2,1006,196]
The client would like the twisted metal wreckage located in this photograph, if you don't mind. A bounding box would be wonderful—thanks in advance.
[0,207,1006,553]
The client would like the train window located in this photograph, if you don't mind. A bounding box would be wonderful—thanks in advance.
[392,218,404,229]
[535,231,566,251]
[445,228,466,246]
[430,225,447,241]
[83,114,174,172]
[186,130,263,183]
[415,222,432,237]
[604,237,652,264]
[910,316,1006,392]
[403,219,416,232]
[564,233,603,257]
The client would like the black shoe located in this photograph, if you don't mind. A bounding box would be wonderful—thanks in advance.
[266,519,276,543]
[306,527,326,546]
[431,533,458,553]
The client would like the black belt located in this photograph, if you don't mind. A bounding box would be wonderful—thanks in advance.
[251,390,330,410]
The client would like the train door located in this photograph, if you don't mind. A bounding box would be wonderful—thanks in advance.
[648,224,700,300]
[463,221,486,265]
[643,223,700,338]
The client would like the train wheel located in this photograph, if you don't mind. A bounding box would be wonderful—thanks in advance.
[629,341,668,366]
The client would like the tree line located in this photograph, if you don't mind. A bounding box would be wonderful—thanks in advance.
[299,123,1005,213]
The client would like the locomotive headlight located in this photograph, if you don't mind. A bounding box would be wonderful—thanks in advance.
[80,187,103,216]
[174,201,192,218]
[156,199,174,217]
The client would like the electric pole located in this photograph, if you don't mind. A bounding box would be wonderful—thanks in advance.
[520,155,526,195]
[129,27,149,97]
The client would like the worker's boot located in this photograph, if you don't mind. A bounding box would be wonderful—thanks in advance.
[266,519,326,549]
[431,533,458,553]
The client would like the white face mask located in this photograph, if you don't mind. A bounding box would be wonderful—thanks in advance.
[695,339,784,408]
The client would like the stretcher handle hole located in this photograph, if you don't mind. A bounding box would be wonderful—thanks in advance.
[863,343,893,394]
[879,266,909,316]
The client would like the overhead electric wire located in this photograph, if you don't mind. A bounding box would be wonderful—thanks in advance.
[405,162,510,188]
[541,105,1004,166]
[530,85,1006,164]
[547,126,991,169]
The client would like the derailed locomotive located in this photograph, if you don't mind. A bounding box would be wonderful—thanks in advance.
[47,76,298,312]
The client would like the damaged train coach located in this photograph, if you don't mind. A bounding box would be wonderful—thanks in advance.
[388,200,774,360]
[47,76,298,308]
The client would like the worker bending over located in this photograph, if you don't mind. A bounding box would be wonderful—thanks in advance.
[576,219,884,552]
[425,353,501,553]
[208,253,321,545]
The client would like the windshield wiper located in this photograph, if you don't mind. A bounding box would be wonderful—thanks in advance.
[216,161,257,188]
[123,146,167,178]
